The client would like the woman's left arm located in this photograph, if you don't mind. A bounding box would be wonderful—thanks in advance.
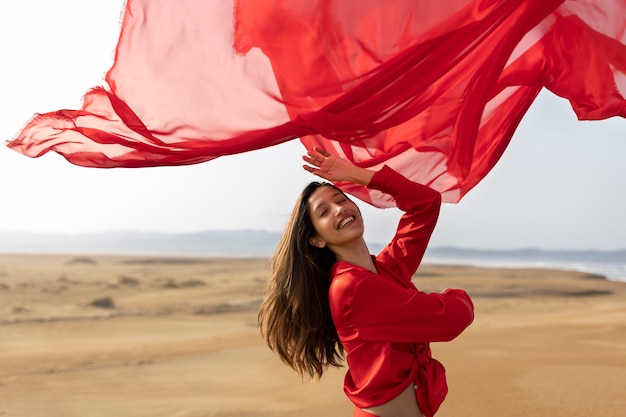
[367,165,442,283]
[303,147,441,283]
[349,275,474,343]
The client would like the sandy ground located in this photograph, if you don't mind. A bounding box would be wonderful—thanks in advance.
[0,253,624,417]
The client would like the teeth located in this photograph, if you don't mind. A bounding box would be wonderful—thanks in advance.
[339,216,354,229]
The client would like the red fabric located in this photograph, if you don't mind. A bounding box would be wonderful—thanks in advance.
[352,407,379,417]
[7,0,626,204]
[329,166,474,417]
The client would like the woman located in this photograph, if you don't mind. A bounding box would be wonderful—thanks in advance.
[258,147,474,417]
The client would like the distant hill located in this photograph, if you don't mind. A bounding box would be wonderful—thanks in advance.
[1,230,624,264]
[3,230,624,281]
[0,230,281,257]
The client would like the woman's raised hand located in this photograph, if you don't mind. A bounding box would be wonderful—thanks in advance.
[302,147,374,185]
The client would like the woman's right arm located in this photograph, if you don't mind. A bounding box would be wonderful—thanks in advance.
[302,147,375,185]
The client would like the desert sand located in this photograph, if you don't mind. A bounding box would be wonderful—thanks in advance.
[0,253,624,417]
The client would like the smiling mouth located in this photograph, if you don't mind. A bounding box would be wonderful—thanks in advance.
[338,215,355,229]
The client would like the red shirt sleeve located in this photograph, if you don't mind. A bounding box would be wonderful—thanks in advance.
[335,165,473,344]
[367,165,442,285]
[348,273,474,343]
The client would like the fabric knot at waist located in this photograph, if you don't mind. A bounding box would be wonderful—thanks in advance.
[412,343,448,417]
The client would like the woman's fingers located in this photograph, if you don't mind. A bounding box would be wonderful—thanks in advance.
[304,147,333,165]
[302,148,338,179]
[306,147,331,162]
[313,147,331,157]
[302,154,320,167]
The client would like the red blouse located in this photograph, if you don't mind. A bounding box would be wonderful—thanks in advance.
[328,166,474,417]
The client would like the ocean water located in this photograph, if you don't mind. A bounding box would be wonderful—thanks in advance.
[423,255,626,283]
[2,231,625,283]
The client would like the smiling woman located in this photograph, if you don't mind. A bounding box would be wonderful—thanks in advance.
[307,186,365,248]
[258,148,474,417]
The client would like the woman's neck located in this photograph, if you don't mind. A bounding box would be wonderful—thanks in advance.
[329,239,377,273]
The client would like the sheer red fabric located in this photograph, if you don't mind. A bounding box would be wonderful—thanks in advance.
[7,0,626,204]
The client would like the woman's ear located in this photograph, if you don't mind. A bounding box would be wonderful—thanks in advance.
[309,235,326,248]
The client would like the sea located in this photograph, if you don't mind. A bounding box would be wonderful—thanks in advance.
[1,231,625,283]
[422,247,626,283]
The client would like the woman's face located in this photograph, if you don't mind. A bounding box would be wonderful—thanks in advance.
[307,186,364,249]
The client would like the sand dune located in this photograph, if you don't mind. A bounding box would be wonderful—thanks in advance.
[1,254,624,417]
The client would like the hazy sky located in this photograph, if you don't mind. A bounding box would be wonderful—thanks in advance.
[1,1,625,250]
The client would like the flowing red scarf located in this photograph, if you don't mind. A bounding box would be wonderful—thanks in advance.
[7,0,626,205]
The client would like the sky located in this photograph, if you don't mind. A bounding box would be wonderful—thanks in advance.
[1,1,625,251]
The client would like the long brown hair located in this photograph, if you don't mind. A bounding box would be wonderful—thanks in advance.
[258,182,344,380]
